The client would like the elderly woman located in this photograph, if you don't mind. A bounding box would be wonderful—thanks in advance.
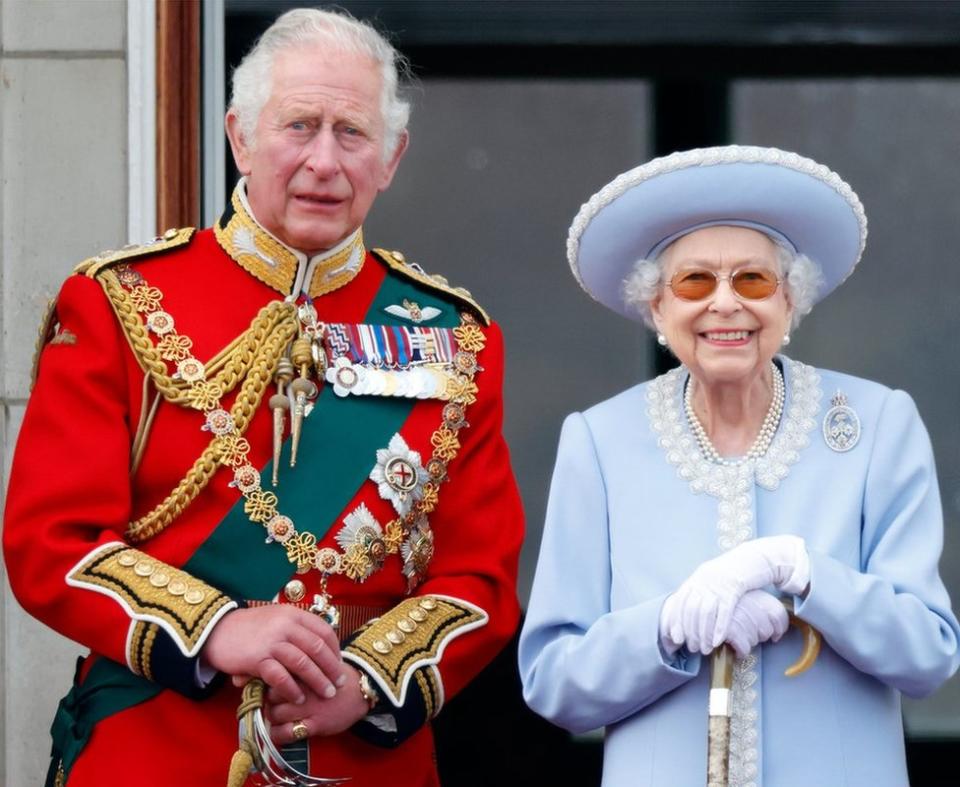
[518,146,959,786]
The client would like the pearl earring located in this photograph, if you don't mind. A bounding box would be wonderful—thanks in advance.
[782,334,791,347]
[657,333,668,347]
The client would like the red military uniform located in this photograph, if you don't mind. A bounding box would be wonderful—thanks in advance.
[3,185,523,786]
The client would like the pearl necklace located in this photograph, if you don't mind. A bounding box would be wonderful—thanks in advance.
[684,362,785,466]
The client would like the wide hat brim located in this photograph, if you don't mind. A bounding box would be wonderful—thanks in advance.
[568,146,868,321]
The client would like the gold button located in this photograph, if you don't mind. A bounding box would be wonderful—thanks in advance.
[149,572,170,588]
[117,552,138,567]
[284,580,306,603]
[133,561,155,577]
[184,589,205,605]
[373,639,392,654]
[167,580,187,596]
[386,630,405,645]
[163,228,177,240]
[397,619,416,633]
[409,608,427,622]
[419,598,437,611]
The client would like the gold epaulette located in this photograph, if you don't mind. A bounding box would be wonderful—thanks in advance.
[373,248,491,326]
[76,227,196,278]
[32,229,196,390]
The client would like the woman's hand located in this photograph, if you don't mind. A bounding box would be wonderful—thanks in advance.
[724,590,790,657]
[201,606,348,704]
[265,664,371,744]
[659,535,808,653]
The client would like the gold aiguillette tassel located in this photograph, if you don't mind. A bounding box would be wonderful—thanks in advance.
[268,356,294,486]
[289,336,317,468]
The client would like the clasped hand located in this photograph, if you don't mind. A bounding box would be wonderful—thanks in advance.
[202,606,369,742]
[659,535,809,656]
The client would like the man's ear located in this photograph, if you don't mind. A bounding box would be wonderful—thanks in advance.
[378,130,409,192]
[225,110,252,175]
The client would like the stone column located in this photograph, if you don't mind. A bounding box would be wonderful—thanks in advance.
[1,1,127,781]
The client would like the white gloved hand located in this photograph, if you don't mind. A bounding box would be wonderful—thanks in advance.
[724,590,790,658]
[659,535,809,655]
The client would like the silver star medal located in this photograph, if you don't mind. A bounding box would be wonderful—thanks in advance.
[370,433,428,516]
[823,390,861,452]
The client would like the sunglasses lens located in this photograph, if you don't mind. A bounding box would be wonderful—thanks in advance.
[671,270,717,300]
[732,269,780,299]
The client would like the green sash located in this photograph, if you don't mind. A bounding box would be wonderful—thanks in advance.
[47,267,460,781]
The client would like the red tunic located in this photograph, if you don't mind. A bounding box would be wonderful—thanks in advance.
[3,202,523,786]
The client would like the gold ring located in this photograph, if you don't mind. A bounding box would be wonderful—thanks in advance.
[291,721,309,741]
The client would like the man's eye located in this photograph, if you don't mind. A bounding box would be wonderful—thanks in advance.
[289,121,309,131]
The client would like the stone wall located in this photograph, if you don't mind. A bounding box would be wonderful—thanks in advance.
[1,1,128,782]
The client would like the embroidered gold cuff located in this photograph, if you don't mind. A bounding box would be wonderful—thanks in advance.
[66,542,235,658]
[343,595,487,707]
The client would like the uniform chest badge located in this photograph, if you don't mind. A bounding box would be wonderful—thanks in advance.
[384,299,442,324]
[335,503,387,582]
[370,433,429,517]
[823,390,861,452]
[401,517,435,591]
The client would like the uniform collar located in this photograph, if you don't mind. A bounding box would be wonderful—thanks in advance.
[214,178,366,299]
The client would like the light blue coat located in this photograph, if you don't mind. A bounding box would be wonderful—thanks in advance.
[519,358,959,787]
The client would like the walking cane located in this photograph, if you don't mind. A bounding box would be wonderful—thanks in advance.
[706,602,821,787]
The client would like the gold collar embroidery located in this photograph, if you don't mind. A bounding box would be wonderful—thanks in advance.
[214,182,365,299]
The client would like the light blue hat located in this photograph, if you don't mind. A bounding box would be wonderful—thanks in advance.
[567,145,868,321]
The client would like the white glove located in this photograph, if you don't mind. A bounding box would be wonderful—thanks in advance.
[659,535,809,655]
[724,590,790,658]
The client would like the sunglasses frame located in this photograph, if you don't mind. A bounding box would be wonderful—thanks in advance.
[667,266,783,302]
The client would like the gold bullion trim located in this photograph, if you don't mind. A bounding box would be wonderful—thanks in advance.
[342,595,487,707]
[129,619,158,680]
[215,189,299,294]
[66,542,236,657]
[413,665,443,719]
[215,187,365,298]
[373,249,490,326]
[77,228,196,278]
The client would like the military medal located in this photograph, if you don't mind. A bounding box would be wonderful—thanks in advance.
[370,434,428,517]
[822,389,860,452]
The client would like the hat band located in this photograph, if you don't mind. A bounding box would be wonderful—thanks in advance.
[648,219,798,259]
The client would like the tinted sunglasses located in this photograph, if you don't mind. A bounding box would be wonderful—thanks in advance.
[668,267,782,301]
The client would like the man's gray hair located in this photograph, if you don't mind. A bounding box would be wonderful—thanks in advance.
[623,237,824,331]
[230,7,411,160]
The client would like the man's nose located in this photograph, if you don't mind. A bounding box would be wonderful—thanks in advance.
[305,128,340,177]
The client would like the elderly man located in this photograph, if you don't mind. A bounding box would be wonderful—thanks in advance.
[3,8,523,787]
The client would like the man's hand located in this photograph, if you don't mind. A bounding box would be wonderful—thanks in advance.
[201,606,347,704]
[265,663,371,744]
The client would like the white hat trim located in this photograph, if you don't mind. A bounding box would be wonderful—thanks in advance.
[567,145,868,303]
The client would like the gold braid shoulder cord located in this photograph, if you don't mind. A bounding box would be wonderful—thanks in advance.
[100,266,298,543]
[104,265,485,593]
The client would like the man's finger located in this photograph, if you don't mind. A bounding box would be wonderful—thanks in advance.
[271,641,337,700]
[285,626,349,688]
[258,657,305,705]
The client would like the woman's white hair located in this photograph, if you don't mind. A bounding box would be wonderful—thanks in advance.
[623,236,824,331]
[230,7,411,161]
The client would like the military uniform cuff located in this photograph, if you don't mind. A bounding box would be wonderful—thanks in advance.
[342,595,487,745]
[67,542,238,695]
